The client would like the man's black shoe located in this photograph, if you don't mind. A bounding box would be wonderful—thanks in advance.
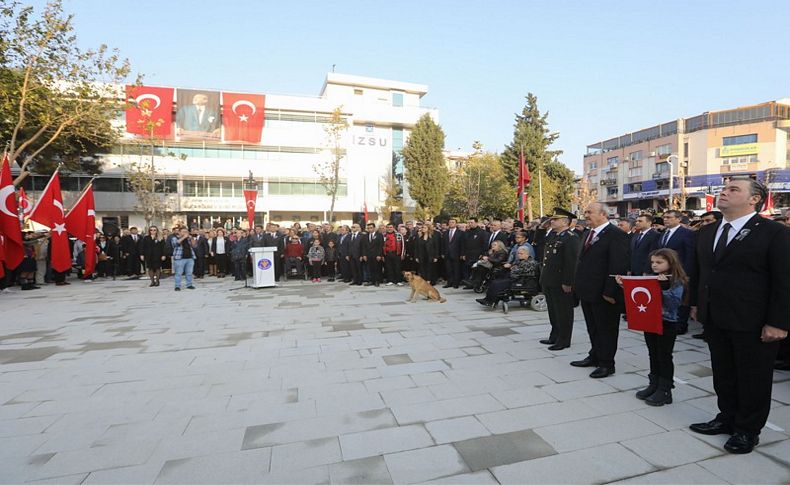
[453,285,459,289]
[548,344,569,351]
[724,433,758,454]
[187,286,196,290]
[589,367,615,378]
[462,285,474,290]
[475,298,491,306]
[692,333,707,340]
[442,284,452,288]
[174,287,181,291]
[570,357,596,367]
[689,420,733,436]
[539,339,555,345]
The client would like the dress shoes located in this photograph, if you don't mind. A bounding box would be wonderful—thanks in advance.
[442,284,452,288]
[475,298,491,306]
[462,285,474,290]
[570,357,597,367]
[548,344,569,351]
[539,339,556,345]
[724,433,759,454]
[689,420,733,436]
[589,366,615,378]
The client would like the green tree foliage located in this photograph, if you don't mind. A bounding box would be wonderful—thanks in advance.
[0,0,131,185]
[444,142,515,219]
[402,113,448,219]
[501,93,573,216]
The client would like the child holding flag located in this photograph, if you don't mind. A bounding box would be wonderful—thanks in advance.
[616,248,687,406]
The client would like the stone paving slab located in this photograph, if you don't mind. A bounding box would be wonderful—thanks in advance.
[0,277,788,484]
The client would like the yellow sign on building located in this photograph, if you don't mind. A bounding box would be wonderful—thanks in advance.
[720,143,759,157]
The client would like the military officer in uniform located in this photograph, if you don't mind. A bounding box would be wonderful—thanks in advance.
[539,208,581,351]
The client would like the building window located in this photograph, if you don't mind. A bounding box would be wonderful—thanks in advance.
[607,156,619,167]
[628,150,642,161]
[723,134,757,146]
[589,161,597,170]
[628,167,643,177]
[656,144,672,156]
[392,92,404,107]
[607,186,618,196]
[354,89,363,96]
[722,155,758,165]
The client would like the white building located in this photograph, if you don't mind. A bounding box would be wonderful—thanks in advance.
[22,73,438,230]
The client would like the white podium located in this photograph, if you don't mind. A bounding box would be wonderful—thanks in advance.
[249,247,277,288]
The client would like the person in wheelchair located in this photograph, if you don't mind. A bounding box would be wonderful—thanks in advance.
[476,246,540,307]
[283,229,305,278]
[463,240,509,290]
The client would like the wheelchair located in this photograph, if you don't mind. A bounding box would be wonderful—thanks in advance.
[497,282,548,314]
[284,257,307,281]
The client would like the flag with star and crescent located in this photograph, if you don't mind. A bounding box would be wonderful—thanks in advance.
[222,92,265,143]
[125,85,175,138]
[621,276,663,334]
[65,182,96,277]
[0,152,24,270]
[28,171,71,272]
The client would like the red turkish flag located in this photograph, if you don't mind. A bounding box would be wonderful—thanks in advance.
[28,172,71,272]
[18,186,32,216]
[622,276,663,335]
[243,189,257,229]
[0,153,24,270]
[125,85,174,138]
[705,194,715,212]
[65,184,96,277]
[222,92,265,143]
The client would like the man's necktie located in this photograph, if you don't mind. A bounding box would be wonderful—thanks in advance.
[584,230,596,250]
[661,230,670,247]
[714,223,732,262]
[635,232,643,247]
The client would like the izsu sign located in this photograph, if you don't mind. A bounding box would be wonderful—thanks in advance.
[355,124,388,148]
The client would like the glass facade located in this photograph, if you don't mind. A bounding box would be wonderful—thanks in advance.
[723,134,757,145]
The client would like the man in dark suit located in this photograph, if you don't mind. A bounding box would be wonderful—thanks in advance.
[347,223,364,285]
[361,222,384,286]
[191,229,210,278]
[485,219,509,249]
[689,178,790,454]
[571,203,629,378]
[441,218,463,288]
[539,208,581,351]
[629,213,661,276]
[337,225,351,282]
[461,218,487,284]
[120,227,143,278]
[262,223,284,282]
[658,210,695,333]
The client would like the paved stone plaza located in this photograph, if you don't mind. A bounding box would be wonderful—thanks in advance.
[1,277,789,484]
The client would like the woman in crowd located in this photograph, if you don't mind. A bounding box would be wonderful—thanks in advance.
[415,222,439,284]
[466,240,509,291]
[399,226,415,272]
[206,229,217,276]
[477,246,540,307]
[210,228,230,278]
[141,226,165,287]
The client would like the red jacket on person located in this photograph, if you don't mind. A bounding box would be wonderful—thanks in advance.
[284,238,303,258]
[383,232,404,257]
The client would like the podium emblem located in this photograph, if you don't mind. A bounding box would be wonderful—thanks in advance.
[258,258,272,270]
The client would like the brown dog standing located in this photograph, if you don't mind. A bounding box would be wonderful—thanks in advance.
[402,271,446,303]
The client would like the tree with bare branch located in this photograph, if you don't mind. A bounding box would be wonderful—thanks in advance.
[0,0,131,186]
[313,107,348,223]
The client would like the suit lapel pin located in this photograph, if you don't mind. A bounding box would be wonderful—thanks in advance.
[734,228,751,242]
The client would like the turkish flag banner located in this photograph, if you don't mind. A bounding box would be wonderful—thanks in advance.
[65,184,96,277]
[222,92,265,143]
[125,85,174,138]
[0,153,24,270]
[18,187,32,216]
[622,276,663,335]
[28,172,71,272]
[705,194,715,212]
[243,189,257,229]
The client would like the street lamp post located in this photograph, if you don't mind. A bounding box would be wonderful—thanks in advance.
[665,154,678,210]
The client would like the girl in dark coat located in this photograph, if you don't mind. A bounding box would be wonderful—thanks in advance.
[141,226,165,286]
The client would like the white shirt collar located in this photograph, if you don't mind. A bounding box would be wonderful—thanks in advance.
[722,212,755,232]
[640,228,651,235]
[592,222,610,234]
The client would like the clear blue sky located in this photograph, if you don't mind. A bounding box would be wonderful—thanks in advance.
[51,0,790,172]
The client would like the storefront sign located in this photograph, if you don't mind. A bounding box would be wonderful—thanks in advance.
[720,143,758,157]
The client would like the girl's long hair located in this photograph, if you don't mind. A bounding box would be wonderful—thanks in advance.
[649,248,688,286]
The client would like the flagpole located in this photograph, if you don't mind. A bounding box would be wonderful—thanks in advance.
[28,165,62,218]
[66,175,98,215]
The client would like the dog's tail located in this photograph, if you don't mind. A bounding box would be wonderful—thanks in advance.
[439,297,446,303]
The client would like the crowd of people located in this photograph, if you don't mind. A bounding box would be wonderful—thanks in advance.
[2,177,789,455]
